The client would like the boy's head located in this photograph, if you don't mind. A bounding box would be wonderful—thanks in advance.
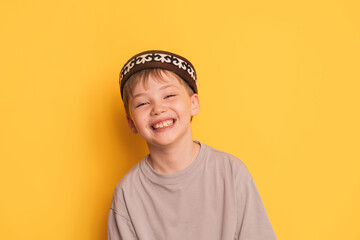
[119,50,198,117]
[119,51,200,146]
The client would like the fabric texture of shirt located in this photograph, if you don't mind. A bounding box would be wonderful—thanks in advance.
[108,142,277,240]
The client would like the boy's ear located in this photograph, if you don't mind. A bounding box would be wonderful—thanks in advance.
[126,115,138,134]
[190,94,200,116]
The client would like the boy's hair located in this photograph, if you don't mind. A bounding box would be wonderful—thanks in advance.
[122,68,195,117]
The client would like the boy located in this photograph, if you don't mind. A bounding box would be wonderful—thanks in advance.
[108,50,277,240]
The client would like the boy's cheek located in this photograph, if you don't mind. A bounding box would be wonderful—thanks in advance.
[126,115,138,134]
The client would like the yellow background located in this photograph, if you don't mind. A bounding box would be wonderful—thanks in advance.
[1,0,359,239]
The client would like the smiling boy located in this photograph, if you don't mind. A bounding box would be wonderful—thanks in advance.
[108,50,277,240]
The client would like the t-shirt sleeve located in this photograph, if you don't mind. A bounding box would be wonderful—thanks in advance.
[108,184,138,240]
[237,175,277,240]
[108,208,137,240]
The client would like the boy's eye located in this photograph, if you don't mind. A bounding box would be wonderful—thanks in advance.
[135,102,148,108]
[165,94,176,99]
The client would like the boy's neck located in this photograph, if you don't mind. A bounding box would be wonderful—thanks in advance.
[147,137,200,175]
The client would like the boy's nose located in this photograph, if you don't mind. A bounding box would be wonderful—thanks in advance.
[151,102,167,116]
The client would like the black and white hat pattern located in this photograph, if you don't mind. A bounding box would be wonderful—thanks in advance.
[119,50,197,99]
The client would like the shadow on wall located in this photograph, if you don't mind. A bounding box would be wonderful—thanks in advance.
[112,100,148,173]
[87,79,148,240]
[107,82,149,180]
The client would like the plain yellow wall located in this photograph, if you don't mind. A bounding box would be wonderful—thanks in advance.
[1,0,359,239]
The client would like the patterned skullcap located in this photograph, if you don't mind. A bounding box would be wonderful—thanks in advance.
[119,50,197,99]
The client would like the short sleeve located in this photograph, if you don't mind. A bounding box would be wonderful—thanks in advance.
[237,178,277,240]
[108,185,138,240]
[108,208,137,240]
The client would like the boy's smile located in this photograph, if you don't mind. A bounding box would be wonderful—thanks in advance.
[126,71,200,148]
[151,118,176,130]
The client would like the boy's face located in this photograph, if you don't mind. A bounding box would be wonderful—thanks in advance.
[126,72,200,148]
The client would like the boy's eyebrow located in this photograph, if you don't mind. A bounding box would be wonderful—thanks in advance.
[132,84,179,99]
[132,92,146,99]
[159,84,179,91]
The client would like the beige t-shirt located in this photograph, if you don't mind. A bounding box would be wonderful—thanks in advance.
[108,142,277,240]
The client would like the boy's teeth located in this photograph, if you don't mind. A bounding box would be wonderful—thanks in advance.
[153,120,174,129]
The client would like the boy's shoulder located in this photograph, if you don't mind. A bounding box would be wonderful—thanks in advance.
[111,158,145,214]
[204,143,252,181]
[113,157,145,192]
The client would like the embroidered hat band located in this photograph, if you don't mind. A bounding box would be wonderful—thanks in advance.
[119,50,197,99]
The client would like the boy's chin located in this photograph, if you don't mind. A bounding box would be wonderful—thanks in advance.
[146,135,193,149]
[145,136,184,149]
[146,139,176,148]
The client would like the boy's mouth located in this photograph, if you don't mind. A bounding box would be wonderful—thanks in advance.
[151,119,175,130]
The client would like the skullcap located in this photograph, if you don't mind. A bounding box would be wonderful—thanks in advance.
[119,50,197,99]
